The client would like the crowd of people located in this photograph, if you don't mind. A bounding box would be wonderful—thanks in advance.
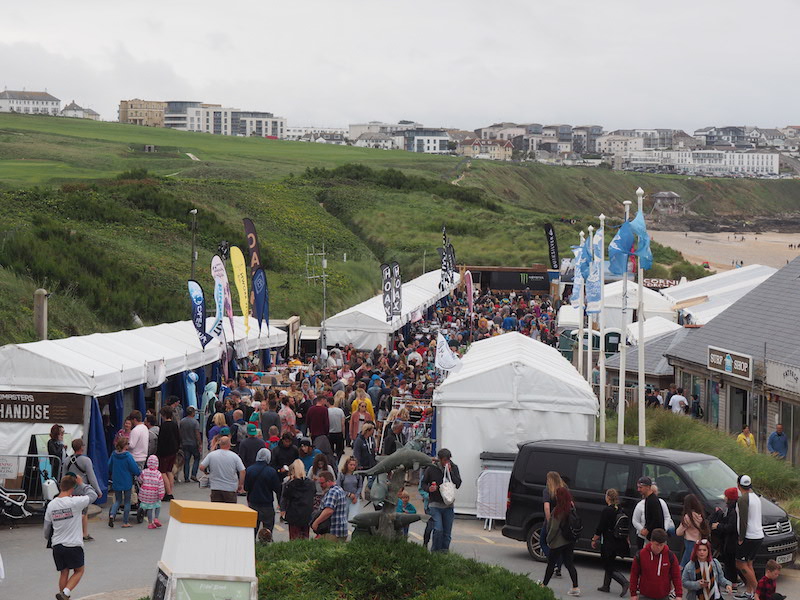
[538,470,784,600]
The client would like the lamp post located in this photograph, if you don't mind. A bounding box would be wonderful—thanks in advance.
[636,187,646,446]
[587,225,594,384]
[577,231,586,377]
[617,200,632,444]
[189,209,198,280]
[598,213,606,442]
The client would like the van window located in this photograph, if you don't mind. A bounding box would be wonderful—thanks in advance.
[643,463,690,503]
[523,451,576,487]
[574,458,630,494]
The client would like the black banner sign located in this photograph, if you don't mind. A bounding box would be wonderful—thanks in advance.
[390,261,402,316]
[544,223,560,270]
[242,218,262,278]
[381,263,393,321]
[0,392,84,423]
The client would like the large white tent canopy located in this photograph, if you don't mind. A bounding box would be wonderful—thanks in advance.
[626,316,683,345]
[323,269,460,349]
[0,316,286,397]
[433,332,598,514]
[603,280,676,331]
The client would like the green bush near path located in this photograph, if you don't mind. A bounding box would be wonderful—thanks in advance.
[604,407,800,500]
[255,538,553,600]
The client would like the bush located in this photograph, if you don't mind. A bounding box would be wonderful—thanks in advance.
[670,260,711,280]
[606,408,800,500]
[651,241,683,265]
[255,538,554,600]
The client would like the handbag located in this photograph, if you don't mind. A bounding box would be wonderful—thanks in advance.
[439,466,456,505]
[309,507,331,535]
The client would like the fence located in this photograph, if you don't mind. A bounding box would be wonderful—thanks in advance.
[591,384,638,411]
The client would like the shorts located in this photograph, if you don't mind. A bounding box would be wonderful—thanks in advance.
[210,490,238,503]
[53,544,84,571]
[735,538,762,562]
[158,454,176,473]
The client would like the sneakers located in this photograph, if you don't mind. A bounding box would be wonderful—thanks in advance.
[597,587,611,593]
[56,593,70,600]
[554,568,562,578]
[148,523,157,529]
[733,593,754,600]
[567,588,581,596]
[83,534,94,541]
[190,476,199,483]
[154,519,162,528]
[163,494,173,502]
[108,515,114,528]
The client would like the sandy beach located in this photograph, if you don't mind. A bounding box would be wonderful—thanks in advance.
[650,231,800,271]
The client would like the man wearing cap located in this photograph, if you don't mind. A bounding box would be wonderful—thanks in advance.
[199,436,246,503]
[238,423,267,469]
[298,438,321,473]
[735,475,764,600]
[637,476,665,540]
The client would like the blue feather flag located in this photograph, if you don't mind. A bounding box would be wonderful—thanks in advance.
[629,210,653,270]
[608,220,635,275]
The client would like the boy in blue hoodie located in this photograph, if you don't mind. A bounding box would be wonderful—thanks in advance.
[107,437,141,528]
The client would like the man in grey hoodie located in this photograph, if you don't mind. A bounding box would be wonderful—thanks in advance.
[61,439,100,542]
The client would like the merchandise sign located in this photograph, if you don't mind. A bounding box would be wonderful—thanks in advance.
[765,359,800,395]
[0,392,84,423]
[707,346,753,381]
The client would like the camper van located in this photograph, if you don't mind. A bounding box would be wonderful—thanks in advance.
[503,440,797,573]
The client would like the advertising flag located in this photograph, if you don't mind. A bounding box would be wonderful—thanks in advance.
[544,223,560,270]
[212,255,235,337]
[569,245,584,306]
[208,257,226,339]
[252,268,267,333]
[435,332,462,372]
[381,263,393,322]
[465,270,474,315]
[230,246,250,336]
[629,210,653,270]
[243,218,269,334]
[608,220,635,276]
[585,227,604,314]
[390,261,402,317]
[187,280,213,348]
[242,218,263,276]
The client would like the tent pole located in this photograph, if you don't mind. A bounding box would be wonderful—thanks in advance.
[636,188,647,447]
[598,214,606,443]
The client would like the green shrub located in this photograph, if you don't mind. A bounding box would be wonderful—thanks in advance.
[255,538,553,600]
[651,241,683,265]
[605,408,800,499]
[670,260,711,280]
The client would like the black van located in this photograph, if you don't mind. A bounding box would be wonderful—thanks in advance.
[502,440,797,572]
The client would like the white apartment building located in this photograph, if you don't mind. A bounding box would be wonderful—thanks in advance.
[166,102,285,138]
[597,135,645,154]
[0,90,60,115]
[393,128,450,154]
[284,126,347,141]
[61,100,100,120]
[354,132,395,150]
[623,149,779,176]
[348,121,420,141]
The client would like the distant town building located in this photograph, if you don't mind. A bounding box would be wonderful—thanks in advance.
[348,120,420,141]
[305,132,346,144]
[119,99,167,127]
[597,134,645,154]
[571,125,603,154]
[160,101,285,138]
[60,100,100,120]
[651,191,684,214]
[354,132,395,149]
[457,138,513,161]
[622,149,779,176]
[474,122,520,139]
[692,126,748,146]
[284,126,347,141]
[0,90,60,115]
[393,128,450,154]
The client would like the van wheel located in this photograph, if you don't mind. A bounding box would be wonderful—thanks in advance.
[526,521,547,562]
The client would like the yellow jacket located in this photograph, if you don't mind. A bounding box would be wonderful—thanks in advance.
[736,432,757,453]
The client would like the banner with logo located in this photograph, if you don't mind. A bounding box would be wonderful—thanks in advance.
[544,223,560,270]
[465,270,474,315]
[212,255,235,336]
[252,268,268,333]
[390,261,402,317]
[209,256,227,338]
[381,263,393,322]
[187,280,213,348]
[230,246,250,336]
[435,332,462,372]
[242,218,263,276]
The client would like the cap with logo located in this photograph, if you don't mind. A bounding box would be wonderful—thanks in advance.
[637,476,653,486]
[738,474,752,489]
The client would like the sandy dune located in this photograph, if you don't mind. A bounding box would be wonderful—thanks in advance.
[650,231,800,270]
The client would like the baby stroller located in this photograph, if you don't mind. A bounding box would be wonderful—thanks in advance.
[0,484,32,521]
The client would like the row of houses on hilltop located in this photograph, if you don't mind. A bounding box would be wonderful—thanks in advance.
[0,90,99,120]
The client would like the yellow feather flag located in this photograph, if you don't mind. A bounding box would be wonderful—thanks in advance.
[230,246,250,336]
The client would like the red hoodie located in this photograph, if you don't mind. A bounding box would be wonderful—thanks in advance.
[630,542,682,599]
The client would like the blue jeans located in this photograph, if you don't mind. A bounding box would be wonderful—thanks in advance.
[429,505,455,552]
[110,489,132,524]
[182,445,201,481]
[681,538,695,567]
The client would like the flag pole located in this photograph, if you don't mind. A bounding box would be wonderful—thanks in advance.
[636,187,647,447]
[577,231,586,376]
[598,213,606,443]
[617,201,632,444]
[587,225,594,383]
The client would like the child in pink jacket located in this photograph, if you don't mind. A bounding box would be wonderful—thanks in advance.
[138,455,166,529]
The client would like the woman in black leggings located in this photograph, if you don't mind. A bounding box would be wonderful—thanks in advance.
[542,486,580,596]
[591,488,630,596]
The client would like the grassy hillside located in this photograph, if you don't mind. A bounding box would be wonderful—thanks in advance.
[0,113,792,342]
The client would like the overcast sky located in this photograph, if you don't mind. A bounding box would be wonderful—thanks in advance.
[1,0,797,132]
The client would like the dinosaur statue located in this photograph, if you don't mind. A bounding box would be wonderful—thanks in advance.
[354,447,433,478]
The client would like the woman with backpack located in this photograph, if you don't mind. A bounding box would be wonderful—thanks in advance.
[591,488,630,596]
[677,493,711,567]
[541,471,566,577]
[542,486,581,596]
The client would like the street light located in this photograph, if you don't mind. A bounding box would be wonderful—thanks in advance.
[189,209,198,280]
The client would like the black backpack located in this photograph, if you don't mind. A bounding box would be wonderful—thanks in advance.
[612,510,630,539]
[561,507,583,542]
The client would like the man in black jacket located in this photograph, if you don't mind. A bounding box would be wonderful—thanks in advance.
[637,476,664,540]
[270,433,300,482]
[382,420,405,455]
[244,448,282,541]
[421,448,462,552]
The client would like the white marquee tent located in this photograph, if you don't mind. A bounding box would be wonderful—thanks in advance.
[603,280,676,331]
[323,269,460,350]
[432,332,598,515]
[626,316,683,345]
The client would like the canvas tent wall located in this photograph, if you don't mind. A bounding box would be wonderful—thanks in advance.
[323,269,460,349]
[603,280,676,331]
[432,332,598,515]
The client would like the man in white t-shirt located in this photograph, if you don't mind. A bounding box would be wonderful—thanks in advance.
[735,474,764,600]
[668,388,688,414]
[127,410,149,467]
[44,474,98,600]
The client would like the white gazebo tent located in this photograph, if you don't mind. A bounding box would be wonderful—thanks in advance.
[323,269,460,350]
[432,332,598,515]
[626,316,683,345]
[0,316,286,457]
[603,280,676,331]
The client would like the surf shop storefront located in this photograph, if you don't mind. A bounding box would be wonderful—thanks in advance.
[0,316,286,501]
